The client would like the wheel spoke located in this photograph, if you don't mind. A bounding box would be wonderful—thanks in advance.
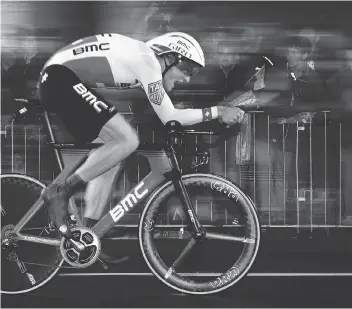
[205,231,255,243]
[165,237,197,278]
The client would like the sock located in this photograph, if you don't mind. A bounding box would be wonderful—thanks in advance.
[58,173,86,197]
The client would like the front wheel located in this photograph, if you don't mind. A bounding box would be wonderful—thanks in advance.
[139,173,260,295]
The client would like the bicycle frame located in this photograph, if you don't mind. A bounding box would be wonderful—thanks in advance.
[10,108,204,245]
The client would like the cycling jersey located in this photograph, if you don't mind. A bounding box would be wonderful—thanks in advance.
[40,33,217,127]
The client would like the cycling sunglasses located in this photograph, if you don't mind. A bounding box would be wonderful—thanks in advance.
[175,59,202,77]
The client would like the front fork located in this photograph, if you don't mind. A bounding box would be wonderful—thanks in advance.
[167,146,205,238]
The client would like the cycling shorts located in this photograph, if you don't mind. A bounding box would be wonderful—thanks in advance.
[38,64,117,142]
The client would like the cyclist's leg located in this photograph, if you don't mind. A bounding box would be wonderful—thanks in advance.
[74,114,138,226]
[84,164,122,221]
[83,134,124,222]
[74,113,138,182]
[39,64,139,237]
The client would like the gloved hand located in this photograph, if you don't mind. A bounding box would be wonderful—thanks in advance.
[218,106,245,126]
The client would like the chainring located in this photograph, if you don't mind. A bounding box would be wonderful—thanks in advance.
[60,227,101,268]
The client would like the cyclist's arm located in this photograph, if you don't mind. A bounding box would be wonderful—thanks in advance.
[129,53,219,126]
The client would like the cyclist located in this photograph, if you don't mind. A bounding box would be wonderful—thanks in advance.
[38,32,245,238]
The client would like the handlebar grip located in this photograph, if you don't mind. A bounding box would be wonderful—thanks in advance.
[165,120,236,149]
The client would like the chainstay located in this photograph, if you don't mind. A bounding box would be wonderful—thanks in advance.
[5,257,75,269]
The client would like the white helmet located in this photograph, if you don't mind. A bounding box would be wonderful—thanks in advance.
[146,32,205,68]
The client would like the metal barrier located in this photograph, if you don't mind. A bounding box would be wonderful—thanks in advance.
[1,111,349,230]
[249,111,344,230]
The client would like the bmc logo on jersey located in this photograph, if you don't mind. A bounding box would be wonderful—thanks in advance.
[169,43,192,59]
[73,83,111,113]
[148,80,164,105]
[73,43,110,56]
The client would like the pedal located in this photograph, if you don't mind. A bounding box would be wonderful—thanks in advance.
[97,257,109,270]
[68,215,77,226]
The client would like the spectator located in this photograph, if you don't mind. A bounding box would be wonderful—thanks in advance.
[299,28,320,57]
[2,34,48,99]
[205,41,242,183]
[254,34,327,223]
[300,27,344,81]
[134,2,175,41]
[206,38,275,186]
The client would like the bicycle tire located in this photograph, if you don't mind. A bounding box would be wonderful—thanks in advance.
[1,174,63,294]
[139,173,260,295]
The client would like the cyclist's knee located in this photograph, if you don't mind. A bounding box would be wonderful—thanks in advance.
[114,127,139,153]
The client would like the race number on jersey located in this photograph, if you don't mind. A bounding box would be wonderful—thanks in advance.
[148,80,164,105]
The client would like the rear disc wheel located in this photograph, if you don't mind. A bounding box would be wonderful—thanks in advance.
[1,174,63,294]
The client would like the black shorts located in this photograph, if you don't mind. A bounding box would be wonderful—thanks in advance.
[38,64,117,142]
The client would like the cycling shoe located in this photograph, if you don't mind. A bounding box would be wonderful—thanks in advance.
[41,184,72,238]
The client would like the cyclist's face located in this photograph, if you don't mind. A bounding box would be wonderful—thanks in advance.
[163,66,190,91]
[162,56,202,91]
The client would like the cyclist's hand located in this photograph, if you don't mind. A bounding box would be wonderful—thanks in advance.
[218,106,245,126]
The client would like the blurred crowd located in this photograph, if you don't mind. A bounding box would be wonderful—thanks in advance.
[2,1,352,224]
